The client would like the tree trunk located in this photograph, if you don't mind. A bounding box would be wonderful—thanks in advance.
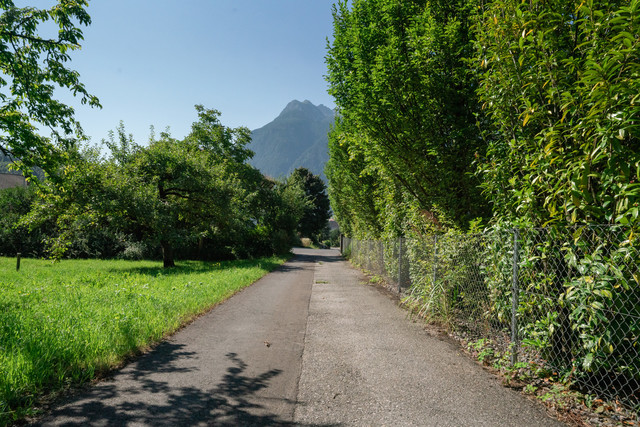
[161,240,175,268]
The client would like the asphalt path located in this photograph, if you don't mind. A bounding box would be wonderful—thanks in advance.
[35,248,563,426]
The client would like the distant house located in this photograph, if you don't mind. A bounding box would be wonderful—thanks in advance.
[0,173,27,190]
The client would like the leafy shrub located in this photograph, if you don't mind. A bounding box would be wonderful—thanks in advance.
[0,185,50,257]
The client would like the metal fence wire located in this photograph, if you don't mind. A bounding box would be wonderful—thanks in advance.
[341,225,640,413]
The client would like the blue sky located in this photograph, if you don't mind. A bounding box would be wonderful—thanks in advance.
[62,1,337,144]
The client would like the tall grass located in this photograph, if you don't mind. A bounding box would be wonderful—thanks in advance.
[0,255,287,425]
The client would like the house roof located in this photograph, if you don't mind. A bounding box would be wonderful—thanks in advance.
[0,173,27,190]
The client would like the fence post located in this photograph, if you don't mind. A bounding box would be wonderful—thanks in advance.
[16,252,21,272]
[511,229,520,366]
[432,235,438,289]
[340,234,343,255]
[380,240,384,275]
[398,237,402,293]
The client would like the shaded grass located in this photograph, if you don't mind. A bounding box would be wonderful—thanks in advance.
[0,255,288,425]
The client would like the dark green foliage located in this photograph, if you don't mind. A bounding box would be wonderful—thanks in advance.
[288,167,331,242]
[251,177,309,254]
[320,227,341,248]
[127,111,247,267]
[0,1,100,178]
[0,185,49,257]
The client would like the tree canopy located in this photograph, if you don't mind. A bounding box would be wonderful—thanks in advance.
[325,0,490,237]
[0,0,99,177]
[19,106,309,266]
[288,167,331,241]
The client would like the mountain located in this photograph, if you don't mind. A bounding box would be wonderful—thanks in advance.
[248,100,335,181]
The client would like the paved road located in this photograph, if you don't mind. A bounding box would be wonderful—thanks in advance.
[35,248,563,426]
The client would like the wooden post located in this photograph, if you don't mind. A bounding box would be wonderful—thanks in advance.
[16,252,21,272]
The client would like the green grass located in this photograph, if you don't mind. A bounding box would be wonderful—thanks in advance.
[0,255,288,425]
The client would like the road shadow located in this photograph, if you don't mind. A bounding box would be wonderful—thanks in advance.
[300,248,343,264]
[108,258,285,277]
[291,249,344,263]
[109,250,337,277]
[315,253,344,263]
[261,251,325,274]
[35,348,336,427]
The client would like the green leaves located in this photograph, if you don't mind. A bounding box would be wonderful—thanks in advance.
[25,106,307,265]
[0,1,100,177]
[476,0,640,228]
[287,167,330,241]
[187,105,254,164]
[326,0,489,236]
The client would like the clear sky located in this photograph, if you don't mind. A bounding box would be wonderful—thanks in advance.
[61,0,338,144]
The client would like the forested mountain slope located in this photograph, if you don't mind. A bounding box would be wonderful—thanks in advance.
[249,100,334,181]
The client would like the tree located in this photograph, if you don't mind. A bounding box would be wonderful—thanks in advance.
[130,137,238,267]
[24,106,307,266]
[249,176,309,254]
[102,106,256,267]
[325,118,386,238]
[0,0,100,176]
[288,167,331,241]
[326,0,489,232]
[0,184,52,257]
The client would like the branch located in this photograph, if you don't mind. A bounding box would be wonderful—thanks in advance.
[0,30,65,48]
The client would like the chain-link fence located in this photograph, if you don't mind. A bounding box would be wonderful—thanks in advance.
[342,225,640,413]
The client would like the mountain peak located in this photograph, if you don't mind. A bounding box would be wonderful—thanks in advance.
[278,100,335,122]
[249,99,335,181]
[280,99,316,114]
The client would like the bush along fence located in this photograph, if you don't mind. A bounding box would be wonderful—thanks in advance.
[342,225,640,413]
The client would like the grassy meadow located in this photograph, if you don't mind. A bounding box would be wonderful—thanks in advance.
[0,255,288,424]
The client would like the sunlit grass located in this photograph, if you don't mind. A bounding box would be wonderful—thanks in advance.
[0,255,287,425]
